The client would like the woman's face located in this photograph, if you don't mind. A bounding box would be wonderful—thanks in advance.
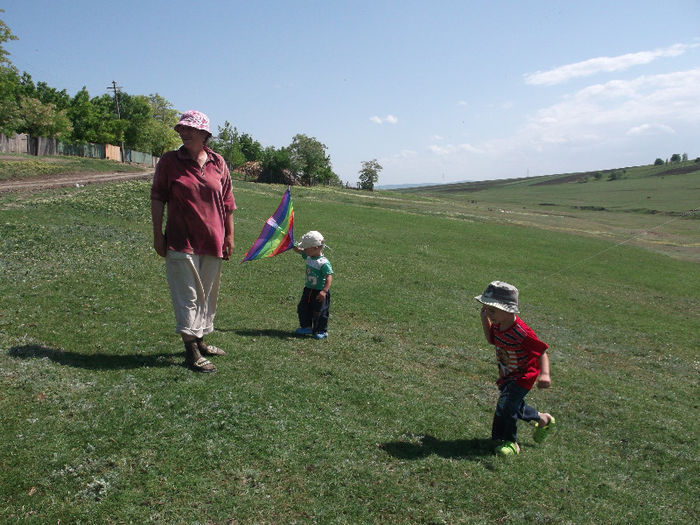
[177,126,208,150]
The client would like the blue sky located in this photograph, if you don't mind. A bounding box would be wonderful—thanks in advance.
[3,0,700,186]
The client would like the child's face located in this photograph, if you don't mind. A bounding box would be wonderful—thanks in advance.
[304,245,323,257]
[482,305,515,327]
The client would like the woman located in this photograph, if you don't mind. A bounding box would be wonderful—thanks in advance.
[151,110,235,373]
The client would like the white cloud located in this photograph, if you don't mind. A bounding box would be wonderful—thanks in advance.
[369,114,398,125]
[626,123,675,136]
[525,43,697,86]
[457,100,467,106]
[524,68,700,144]
[380,67,700,185]
[429,143,483,155]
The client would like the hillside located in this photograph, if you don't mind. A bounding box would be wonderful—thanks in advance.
[395,160,700,194]
[389,160,700,262]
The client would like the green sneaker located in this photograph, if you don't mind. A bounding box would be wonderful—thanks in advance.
[533,416,556,443]
[495,441,519,456]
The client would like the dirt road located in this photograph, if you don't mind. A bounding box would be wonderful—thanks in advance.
[0,170,154,193]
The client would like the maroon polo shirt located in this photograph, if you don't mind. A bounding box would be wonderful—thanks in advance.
[151,146,236,258]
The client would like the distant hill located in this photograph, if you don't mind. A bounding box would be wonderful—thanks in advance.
[390,160,700,194]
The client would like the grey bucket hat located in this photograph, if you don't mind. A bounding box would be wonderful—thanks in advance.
[475,281,520,313]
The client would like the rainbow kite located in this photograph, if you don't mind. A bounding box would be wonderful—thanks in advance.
[241,187,295,262]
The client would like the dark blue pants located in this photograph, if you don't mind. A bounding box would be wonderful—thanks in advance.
[491,381,540,443]
[297,287,330,334]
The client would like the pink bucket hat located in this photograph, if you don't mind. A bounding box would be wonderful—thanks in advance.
[174,110,211,135]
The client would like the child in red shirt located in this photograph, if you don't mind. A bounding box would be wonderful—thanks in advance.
[476,281,556,455]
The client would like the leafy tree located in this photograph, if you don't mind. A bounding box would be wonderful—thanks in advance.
[654,158,664,166]
[0,9,18,68]
[258,146,294,183]
[210,121,246,167]
[18,96,72,138]
[118,93,154,152]
[35,81,70,110]
[68,88,119,144]
[0,14,21,136]
[145,94,180,156]
[358,159,382,190]
[0,67,21,135]
[288,133,332,185]
[670,153,681,163]
[211,121,264,168]
[238,131,263,163]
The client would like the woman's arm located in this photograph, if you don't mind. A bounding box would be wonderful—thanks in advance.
[151,199,166,257]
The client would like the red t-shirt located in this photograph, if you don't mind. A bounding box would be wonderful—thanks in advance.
[151,146,236,258]
[489,317,549,390]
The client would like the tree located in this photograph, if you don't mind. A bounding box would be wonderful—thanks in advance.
[238,131,263,163]
[258,146,294,183]
[119,93,154,152]
[145,93,180,156]
[670,153,681,163]
[358,159,382,190]
[654,158,664,166]
[18,96,72,138]
[0,9,18,68]
[0,67,21,135]
[68,87,119,144]
[0,12,21,135]
[210,121,246,167]
[288,133,333,185]
[35,81,70,110]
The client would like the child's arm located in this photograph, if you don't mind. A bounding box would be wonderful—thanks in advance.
[292,245,302,254]
[317,274,332,301]
[537,351,551,389]
[480,305,494,343]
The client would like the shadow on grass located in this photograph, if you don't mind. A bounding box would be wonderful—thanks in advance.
[380,435,494,460]
[233,328,296,340]
[8,344,181,370]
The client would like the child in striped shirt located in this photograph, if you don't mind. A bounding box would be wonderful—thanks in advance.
[476,281,555,455]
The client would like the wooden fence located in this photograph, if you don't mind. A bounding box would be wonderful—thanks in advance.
[0,133,159,167]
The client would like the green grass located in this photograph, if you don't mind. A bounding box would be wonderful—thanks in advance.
[395,163,700,262]
[0,153,149,180]
[0,177,698,523]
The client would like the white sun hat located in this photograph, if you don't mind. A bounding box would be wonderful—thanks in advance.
[298,230,324,249]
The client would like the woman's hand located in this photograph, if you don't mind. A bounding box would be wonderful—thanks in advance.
[222,235,234,260]
[154,232,167,257]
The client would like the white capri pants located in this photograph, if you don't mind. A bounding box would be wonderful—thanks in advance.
[165,251,223,338]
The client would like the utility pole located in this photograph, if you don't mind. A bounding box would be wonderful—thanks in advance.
[107,80,122,118]
[106,80,124,161]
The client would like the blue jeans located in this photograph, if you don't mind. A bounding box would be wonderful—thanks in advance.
[297,287,330,333]
[492,381,540,443]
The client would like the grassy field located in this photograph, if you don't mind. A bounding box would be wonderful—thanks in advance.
[0,168,698,523]
[0,153,150,180]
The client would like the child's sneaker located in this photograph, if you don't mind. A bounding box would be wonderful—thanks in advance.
[533,416,556,443]
[495,441,520,456]
[295,327,313,335]
[312,331,328,340]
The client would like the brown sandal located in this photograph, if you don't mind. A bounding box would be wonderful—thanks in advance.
[184,340,217,373]
[188,356,217,373]
[198,339,226,356]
